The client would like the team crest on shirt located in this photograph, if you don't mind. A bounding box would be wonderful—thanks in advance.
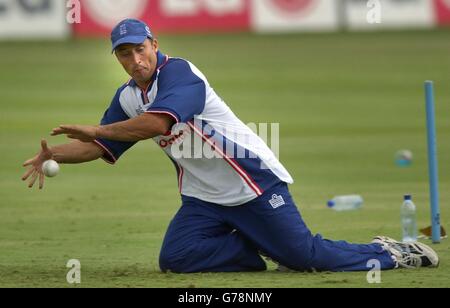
[269,194,285,209]
[135,106,145,115]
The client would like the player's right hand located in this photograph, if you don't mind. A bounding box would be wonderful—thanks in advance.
[22,139,53,190]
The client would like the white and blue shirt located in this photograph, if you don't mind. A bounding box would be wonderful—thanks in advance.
[95,51,293,206]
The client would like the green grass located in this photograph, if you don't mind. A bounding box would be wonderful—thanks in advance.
[0,30,449,288]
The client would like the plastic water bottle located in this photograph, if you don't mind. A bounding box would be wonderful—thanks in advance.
[327,195,363,211]
[401,195,418,243]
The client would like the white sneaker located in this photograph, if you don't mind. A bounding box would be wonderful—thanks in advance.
[372,236,439,269]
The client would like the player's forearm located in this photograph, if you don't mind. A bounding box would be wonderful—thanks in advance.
[96,114,170,142]
[51,141,104,164]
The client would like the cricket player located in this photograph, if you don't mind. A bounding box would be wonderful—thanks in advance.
[22,19,439,273]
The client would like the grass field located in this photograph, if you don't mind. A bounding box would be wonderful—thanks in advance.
[0,30,449,288]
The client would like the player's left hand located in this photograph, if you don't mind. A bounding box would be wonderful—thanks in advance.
[51,125,99,143]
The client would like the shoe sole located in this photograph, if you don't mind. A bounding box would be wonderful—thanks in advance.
[411,241,440,268]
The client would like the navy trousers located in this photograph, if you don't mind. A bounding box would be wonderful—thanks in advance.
[159,182,396,273]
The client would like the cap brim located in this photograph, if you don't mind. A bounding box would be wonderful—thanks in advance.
[112,35,148,53]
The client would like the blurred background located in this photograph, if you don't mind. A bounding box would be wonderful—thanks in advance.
[0,0,449,287]
[1,0,450,37]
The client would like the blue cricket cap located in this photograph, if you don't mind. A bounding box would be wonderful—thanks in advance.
[111,19,153,53]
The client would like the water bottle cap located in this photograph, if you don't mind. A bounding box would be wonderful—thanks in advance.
[404,195,412,201]
[327,200,335,208]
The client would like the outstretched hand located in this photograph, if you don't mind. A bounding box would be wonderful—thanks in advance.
[22,139,53,189]
[51,125,99,143]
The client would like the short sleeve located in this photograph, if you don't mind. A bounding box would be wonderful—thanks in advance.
[146,59,206,123]
[94,85,137,164]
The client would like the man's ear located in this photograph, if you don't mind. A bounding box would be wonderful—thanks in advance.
[153,39,159,52]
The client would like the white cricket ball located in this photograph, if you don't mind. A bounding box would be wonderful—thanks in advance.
[42,160,60,177]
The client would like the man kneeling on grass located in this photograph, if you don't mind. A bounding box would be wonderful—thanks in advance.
[22,19,439,273]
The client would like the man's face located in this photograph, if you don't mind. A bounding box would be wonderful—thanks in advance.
[115,39,159,86]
